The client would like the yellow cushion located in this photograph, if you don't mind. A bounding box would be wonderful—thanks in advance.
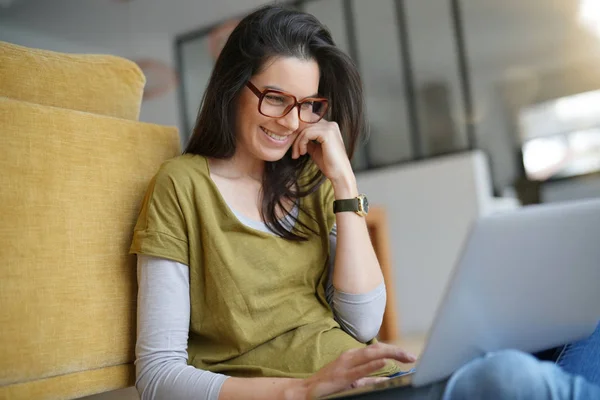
[2,365,133,400]
[0,41,146,120]
[0,97,180,398]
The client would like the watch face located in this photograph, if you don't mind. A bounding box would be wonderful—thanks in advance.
[359,194,369,213]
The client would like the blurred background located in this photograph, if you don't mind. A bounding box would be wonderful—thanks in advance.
[2,1,600,398]
[3,0,600,199]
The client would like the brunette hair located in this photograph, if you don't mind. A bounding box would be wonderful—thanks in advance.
[184,5,365,240]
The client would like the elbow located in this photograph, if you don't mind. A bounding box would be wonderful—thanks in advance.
[135,354,185,400]
[135,359,154,400]
[135,360,175,400]
[135,380,148,400]
[355,306,386,342]
[334,307,385,343]
[351,324,382,343]
[333,284,387,343]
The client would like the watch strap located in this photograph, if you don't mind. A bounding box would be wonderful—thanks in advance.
[333,198,360,213]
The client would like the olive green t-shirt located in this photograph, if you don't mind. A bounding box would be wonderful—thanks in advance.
[130,154,400,378]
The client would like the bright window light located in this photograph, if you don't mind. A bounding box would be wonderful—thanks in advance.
[554,90,600,121]
[523,137,568,180]
[579,0,600,38]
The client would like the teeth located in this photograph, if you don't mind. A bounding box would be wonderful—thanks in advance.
[262,127,286,141]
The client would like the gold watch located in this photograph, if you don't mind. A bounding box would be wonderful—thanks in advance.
[333,194,369,217]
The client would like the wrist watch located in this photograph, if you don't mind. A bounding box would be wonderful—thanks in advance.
[333,194,369,217]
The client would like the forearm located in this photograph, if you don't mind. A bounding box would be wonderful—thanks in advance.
[326,235,386,342]
[137,359,226,400]
[219,377,306,400]
[331,175,384,294]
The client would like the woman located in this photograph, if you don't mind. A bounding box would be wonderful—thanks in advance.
[130,5,600,399]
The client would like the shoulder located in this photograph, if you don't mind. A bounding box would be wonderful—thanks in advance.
[156,154,208,181]
[141,154,210,208]
[150,154,210,190]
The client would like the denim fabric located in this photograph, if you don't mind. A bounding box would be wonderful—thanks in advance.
[444,350,600,400]
[557,321,600,386]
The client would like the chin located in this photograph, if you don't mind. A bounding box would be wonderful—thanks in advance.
[260,149,289,162]
[252,146,287,163]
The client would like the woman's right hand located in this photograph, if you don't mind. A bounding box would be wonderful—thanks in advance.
[286,342,417,399]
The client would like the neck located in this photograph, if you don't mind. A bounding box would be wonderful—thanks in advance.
[209,150,265,182]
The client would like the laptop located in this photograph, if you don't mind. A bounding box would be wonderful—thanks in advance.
[323,198,600,399]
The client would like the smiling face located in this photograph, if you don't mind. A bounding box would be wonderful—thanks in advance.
[235,56,321,163]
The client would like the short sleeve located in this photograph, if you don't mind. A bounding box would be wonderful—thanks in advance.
[130,166,189,265]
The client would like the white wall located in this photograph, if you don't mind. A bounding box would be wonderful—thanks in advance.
[356,151,496,335]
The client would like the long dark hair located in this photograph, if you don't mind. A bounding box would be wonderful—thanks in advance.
[184,5,365,240]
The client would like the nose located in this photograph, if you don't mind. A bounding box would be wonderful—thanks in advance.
[276,106,301,132]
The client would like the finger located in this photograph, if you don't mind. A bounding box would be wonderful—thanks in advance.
[346,359,387,382]
[309,361,386,400]
[291,131,305,159]
[350,344,417,367]
[351,377,389,388]
[300,134,309,156]
[306,141,318,156]
[299,130,321,156]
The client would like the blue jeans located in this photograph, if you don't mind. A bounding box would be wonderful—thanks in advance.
[353,322,600,399]
[443,348,600,399]
[556,321,600,386]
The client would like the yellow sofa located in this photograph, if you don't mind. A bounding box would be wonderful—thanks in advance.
[0,41,181,399]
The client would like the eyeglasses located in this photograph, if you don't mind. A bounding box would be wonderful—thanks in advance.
[246,81,329,124]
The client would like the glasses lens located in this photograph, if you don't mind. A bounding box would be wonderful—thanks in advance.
[260,92,296,118]
[299,100,328,123]
[259,91,328,123]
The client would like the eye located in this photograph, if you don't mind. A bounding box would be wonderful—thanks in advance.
[300,101,314,110]
[264,94,285,105]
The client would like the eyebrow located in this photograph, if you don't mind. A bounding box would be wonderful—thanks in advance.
[263,85,320,98]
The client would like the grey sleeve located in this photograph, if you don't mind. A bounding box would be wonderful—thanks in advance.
[135,255,228,400]
[326,224,387,343]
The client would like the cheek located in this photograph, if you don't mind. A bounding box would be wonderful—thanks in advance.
[236,105,262,139]
[239,102,269,127]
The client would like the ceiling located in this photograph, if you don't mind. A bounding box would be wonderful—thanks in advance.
[0,0,597,73]
[0,0,272,55]
[0,0,268,39]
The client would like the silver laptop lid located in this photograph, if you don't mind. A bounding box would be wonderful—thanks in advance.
[413,198,600,387]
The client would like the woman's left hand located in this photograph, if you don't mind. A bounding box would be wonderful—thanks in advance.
[291,120,354,186]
